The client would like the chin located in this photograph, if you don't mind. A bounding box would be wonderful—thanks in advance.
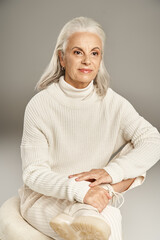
[78,79,93,85]
[77,76,94,82]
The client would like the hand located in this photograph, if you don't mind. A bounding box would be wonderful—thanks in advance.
[68,169,112,187]
[83,186,112,213]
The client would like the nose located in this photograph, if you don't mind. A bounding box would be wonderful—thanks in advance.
[81,55,91,65]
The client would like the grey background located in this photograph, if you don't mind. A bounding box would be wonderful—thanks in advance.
[0,0,160,239]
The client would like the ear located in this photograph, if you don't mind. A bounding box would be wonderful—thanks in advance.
[58,50,65,68]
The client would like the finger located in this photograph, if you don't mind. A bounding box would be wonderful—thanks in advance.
[68,172,86,178]
[104,190,112,199]
[69,169,101,179]
[94,200,104,213]
[99,203,105,213]
[89,177,104,187]
[68,174,82,178]
[89,175,112,186]
[75,173,95,181]
[102,193,109,206]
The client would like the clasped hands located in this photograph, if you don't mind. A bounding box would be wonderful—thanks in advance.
[68,169,113,213]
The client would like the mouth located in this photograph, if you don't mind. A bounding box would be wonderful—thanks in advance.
[79,69,93,73]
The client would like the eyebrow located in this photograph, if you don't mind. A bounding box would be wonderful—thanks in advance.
[71,47,101,51]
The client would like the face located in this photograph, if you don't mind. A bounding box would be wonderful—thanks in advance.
[59,32,102,89]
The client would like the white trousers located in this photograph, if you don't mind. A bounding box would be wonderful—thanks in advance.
[19,143,136,240]
[19,188,122,240]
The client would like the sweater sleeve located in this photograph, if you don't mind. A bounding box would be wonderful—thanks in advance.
[104,97,160,184]
[20,98,90,203]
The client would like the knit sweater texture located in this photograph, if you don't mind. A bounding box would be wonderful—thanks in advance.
[20,76,160,203]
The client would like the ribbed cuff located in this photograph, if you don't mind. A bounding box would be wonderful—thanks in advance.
[103,163,124,184]
[69,177,91,203]
[123,172,146,194]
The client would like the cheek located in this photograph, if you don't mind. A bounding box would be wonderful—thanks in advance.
[92,57,101,66]
[67,59,80,73]
[93,61,101,73]
[66,56,76,68]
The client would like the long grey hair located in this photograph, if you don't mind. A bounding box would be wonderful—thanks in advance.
[35,16,110,97]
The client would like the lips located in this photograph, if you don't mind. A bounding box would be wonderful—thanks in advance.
[79,69,93,73]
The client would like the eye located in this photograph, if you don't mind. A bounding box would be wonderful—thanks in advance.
[92,51,99,56]
[74,50,82,55]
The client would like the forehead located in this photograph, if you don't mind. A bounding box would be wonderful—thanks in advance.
[66,32,102,49]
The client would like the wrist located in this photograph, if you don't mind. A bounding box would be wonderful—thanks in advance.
[111,178,136,193]
[101,183,124,208]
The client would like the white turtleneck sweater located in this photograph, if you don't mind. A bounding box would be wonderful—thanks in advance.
[20,76,160,203]
[59,76,94,100]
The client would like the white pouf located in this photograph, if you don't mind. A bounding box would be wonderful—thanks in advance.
[0,196,53,240]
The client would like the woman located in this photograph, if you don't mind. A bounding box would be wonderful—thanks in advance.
[18,16,160,240]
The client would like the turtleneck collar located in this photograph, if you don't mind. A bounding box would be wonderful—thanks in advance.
[58,75,94,100]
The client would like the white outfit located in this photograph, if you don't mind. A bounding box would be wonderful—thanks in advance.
[18,76,160,239]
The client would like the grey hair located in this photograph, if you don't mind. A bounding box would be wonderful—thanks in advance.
[35,16,110,97]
